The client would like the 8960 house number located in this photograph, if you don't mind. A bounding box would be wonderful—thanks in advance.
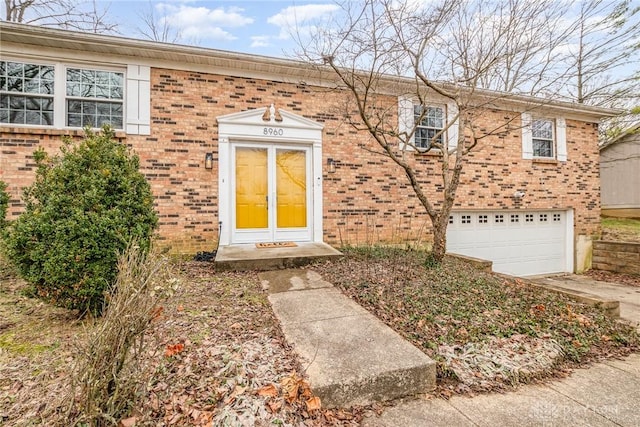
[263,127,284,136]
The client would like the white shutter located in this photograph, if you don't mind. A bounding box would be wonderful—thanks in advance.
[398,95,415,151]
[521,112,533,159]
[126,65,151,135]
[556,117,567,162]
[447,101,459,152]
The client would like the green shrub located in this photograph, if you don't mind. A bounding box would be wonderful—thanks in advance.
[0,180,8,230]
[4,126,157,315]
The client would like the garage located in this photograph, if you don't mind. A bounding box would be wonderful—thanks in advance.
[446,210,573,276]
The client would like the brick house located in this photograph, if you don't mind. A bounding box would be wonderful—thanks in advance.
[0,23,616,276]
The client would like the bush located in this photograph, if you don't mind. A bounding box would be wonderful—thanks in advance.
[4,126,158,315]
[67,242,176,424]
[0,180,8,230]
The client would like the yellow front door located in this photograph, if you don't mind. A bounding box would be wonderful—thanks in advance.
[276,149,307,228]
[234,145,310,242]
[235,147,268,228]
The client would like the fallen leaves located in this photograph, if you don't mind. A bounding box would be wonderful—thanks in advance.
[164,343,184,357]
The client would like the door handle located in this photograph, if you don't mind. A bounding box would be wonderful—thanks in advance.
[266,195,268,210]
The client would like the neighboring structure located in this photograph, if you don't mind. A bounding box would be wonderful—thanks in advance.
[0,23,617,276]
[600,125,640,219]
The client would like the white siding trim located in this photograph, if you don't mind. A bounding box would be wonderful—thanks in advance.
[556,117,567,162]
[447,101,459,152]
[126,64,151,135]
[398,95,414,151]
[521,112,533,159]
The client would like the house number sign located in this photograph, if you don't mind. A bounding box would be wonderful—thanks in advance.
[263,127,284,136]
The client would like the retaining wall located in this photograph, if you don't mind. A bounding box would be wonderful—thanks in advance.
[592,240,640,275]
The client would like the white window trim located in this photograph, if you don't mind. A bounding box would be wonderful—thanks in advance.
[521,113,567,162]
[398,96,458,153]
[0,57,150,135]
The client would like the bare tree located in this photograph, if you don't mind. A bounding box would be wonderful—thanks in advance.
[298,0,548,261]
[136,1,182,43]
[565,0,639,107]
[3,0,116,33]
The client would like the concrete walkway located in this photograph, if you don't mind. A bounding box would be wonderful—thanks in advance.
[363,354,640,427]
[364,274,640,426]
[259,269,436,408]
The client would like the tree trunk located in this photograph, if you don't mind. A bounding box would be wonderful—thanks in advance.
[431,214,447,263]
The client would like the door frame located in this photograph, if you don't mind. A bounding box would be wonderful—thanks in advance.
[217,106,324,246]
[231,143,313,243]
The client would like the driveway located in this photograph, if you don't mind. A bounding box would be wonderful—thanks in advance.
[528,274,640,327]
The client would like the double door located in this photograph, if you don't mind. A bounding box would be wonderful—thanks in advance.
[233,144,311,243]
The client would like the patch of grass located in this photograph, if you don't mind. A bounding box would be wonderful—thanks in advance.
[0,332,57,355]
[313,247,640,393]
[602,217,640,242]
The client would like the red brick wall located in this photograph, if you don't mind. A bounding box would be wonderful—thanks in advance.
[1,67,601,253]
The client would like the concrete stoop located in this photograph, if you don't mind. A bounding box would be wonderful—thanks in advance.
[259,269,436,408]
[215,242,343,271]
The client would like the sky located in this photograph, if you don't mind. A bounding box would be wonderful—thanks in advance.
[104,1,340,57]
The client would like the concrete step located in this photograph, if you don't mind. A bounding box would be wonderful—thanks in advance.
[215,242,342,271]
[260,269,436,408]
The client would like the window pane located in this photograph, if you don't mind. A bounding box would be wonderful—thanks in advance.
[67,68,82,82]
[82,114,95,127]
[110,72,123,87]
[0,77,5,91]
[95,84,110,99]
[533,139,553,157]
[68,113,82,127]
[25,97,40,111]
[7,62,23,77]
[68,100,82,113]
[110,86,123,99]
[10,110,24,124]
[81,83,96,97]
[0,61,5,76]
[81,69,95,84]
[42,111,53,125]
[24,78,39,94]
[95,71,110,85]
[9,96,24,109]
[96,102,111,115]
[41,80,54,95]
[0,95,7,108]
[67,82,80,97]
[7,77,22,92]
[532,119,553,139]
[25,110,41,125]
[0,109,8,123]
[111,115,123,129]
[41,65,54,80]
[82,101,97,115]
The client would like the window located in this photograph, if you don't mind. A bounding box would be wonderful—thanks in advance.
[494,214,504,223]
[0,61,55,126]
[414,105,444,149]
[521,113,567,161]
[478,215,488,224]
[510,214,519,223]
[66,68,123,129]
[525,214,534,222]
[532,119,554,158]
[461,215,471,224]
[540,213,548,222]
[0,59,150,133]
[553,213,561,222]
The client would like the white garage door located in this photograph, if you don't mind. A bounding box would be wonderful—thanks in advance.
[446,210,572,276]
